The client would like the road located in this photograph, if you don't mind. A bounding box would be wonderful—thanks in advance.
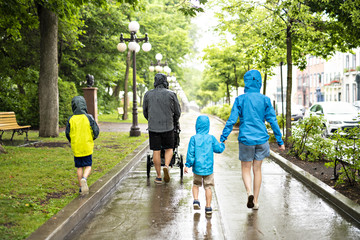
[70,111,360,240]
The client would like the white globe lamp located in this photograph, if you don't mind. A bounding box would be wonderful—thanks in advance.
[128,21,140,33]
[117,42,127,52]
[142,42,152,52]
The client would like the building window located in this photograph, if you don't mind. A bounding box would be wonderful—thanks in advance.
[346,55,349,69]
[346,84,350,102]
[352,54,356,69]
[353,83,357,102]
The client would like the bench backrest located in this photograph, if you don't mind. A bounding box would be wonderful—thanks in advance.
[117,108,124,115]
[0,112,18,126]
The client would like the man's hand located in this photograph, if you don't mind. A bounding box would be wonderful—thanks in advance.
[279,144,285,151]
[184,166,188,174]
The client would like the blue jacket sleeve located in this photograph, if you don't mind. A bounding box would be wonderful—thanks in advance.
[185,136,196,168]
[220,98,239,142]
[264,98,284,145]
[212,136,225,153]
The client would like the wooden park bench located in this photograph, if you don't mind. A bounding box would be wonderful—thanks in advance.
[0,112,31,141]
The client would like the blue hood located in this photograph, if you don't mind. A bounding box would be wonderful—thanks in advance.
[244,69,262,93]
[196,115,210,134]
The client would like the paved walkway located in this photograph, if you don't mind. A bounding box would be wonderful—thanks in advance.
[70,111,360,239]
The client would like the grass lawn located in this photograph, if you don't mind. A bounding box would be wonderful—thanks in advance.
[0,130,148,240]
[98,108,148,124]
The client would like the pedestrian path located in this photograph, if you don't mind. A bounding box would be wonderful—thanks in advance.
[71,111,360,240]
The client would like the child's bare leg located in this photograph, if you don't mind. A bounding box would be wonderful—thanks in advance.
[83,166,92,179]
[77,167,83,186]
[241,161,253,195]
[252,160,263,204]
[205,188,212,207]
[192,185,199,200]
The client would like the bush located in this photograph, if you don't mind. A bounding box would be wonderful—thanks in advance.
[325,127,360,186]
[288,115,326,161]
[59,79,78,127]
[290,115,360,186]
[201,104,233,122]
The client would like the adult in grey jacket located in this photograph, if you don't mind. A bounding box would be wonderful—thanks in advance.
[143,73,181,184]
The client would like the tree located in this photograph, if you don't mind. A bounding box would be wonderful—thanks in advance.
[213,0,351,144]
[1,0,139,137]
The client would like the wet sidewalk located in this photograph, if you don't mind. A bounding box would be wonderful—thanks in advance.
[69,111,359,239]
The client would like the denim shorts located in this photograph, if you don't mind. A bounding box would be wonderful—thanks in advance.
[238,141,270,161]
[74,154,92,168]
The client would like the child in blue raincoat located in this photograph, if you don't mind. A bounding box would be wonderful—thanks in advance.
[184,115,225,216]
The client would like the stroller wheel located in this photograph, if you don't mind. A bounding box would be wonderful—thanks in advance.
[180,154,184,179]
[146,154,151,178]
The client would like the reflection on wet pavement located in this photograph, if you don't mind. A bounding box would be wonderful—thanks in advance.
[72,111,360,240]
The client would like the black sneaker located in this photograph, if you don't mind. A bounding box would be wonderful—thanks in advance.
[193,200,200,210]
[247,195,254,208]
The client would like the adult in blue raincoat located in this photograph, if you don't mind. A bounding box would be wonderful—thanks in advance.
[220,69,285,210]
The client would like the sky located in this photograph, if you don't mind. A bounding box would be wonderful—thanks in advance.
[183,3,221,70]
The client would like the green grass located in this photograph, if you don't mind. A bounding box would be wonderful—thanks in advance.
[0,131,148,240]
[98,108,148,124]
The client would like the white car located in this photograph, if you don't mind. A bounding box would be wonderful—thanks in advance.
[305,102,360,137]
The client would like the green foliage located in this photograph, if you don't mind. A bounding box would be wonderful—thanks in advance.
[288,116,326,161]
[325,127,360,186]
[58,80,78,127]
[290,115,360,186]
[201,104,232,122]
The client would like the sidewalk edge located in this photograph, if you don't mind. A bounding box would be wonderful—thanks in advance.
[270,150,360,224]
[27,140,149,240]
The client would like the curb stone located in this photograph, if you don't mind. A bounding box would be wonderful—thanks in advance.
[270,150,360,225]
[27,140,149,240]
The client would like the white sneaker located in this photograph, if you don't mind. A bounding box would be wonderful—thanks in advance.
[253,203,259,210]
[80,178,89,194]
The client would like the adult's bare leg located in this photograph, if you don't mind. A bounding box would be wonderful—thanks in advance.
[164,148,173,167]
[153,150,161,178]
[241,161,253,195]
[163,148,173,182]
[252,159,263,204]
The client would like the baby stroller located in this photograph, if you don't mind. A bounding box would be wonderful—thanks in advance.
[146,122,184,179]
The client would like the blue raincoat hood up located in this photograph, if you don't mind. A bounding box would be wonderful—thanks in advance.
[220,70,284,146]
[185,115,225,176]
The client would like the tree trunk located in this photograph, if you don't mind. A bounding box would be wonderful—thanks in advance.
[233,64,238,96]
[285,24,293,145]
[263,72,267,95]
[226,82,230,104]
[38,5,59,137]
[122,49,131,120]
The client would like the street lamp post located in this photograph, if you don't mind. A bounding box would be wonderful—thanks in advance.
[117,21,151,137]
[149,53,168,73]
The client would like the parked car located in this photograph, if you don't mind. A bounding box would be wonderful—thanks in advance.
[276,102,305,121]
[304,102,360,137]
[353,101,360,112]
